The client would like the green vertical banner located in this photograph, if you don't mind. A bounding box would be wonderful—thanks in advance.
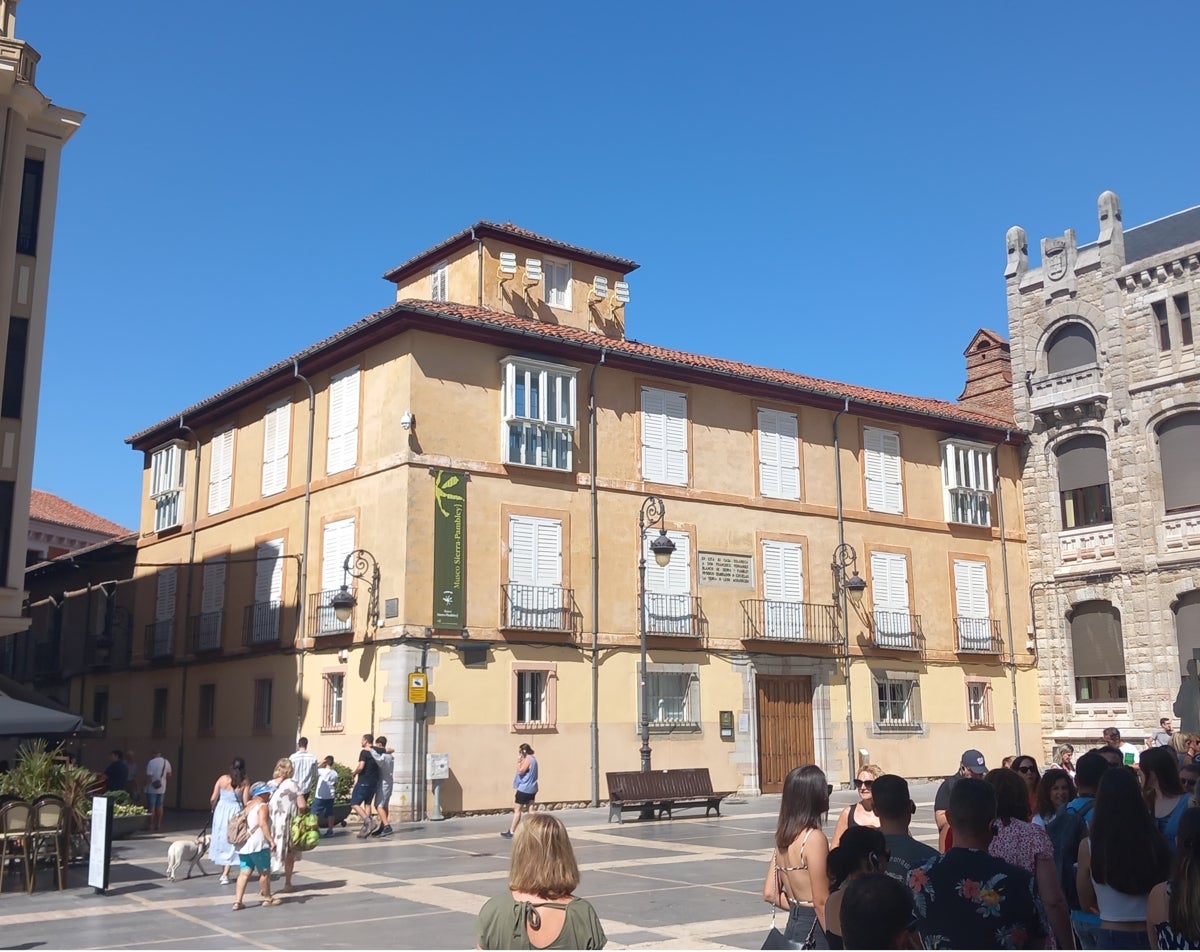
[432,469,466,630]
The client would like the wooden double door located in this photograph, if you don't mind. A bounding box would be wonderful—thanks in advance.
[756,675,815,794]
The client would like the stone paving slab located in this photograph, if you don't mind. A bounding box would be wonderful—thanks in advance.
[0,782,943,949]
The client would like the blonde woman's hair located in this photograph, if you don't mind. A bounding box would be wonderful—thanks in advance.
[1172,732,1191,755]
[859,763,883,779]
[273,757,294,780]
[507,813,580,899]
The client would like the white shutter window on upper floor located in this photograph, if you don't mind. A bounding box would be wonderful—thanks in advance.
[864,426,903,514]
[327,367,360,475]
[758,408,800,500]
[641,387,688,486]
[261,402,291,497]
[207,427,234,515]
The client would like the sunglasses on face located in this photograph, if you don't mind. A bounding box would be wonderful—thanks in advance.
[1017,765,1036,774]
[854,779,875,789]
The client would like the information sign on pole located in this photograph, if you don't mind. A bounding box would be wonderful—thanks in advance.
[408,671,427,704]
[88,794,113,893]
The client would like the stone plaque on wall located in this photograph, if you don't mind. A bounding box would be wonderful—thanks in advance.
[699,551,754,589]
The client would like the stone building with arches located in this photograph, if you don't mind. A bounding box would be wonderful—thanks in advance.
[1006,191,1200,752]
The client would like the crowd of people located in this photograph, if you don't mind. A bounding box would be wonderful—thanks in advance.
[763,724,1200,950]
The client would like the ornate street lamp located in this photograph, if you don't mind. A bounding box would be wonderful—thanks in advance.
[638,496,675,774]
[330,549,382,636]
[831,542,867,786]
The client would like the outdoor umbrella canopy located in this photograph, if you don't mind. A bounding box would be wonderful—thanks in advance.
[0,690,87,736]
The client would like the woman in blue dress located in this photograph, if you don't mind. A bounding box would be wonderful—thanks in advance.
[209,757,248,885]
[502,744,538,839]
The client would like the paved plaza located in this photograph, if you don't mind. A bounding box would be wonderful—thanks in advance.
[0,782,941,949]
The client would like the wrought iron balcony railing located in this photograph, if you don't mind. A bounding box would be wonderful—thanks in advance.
[242,601,281,648]
[502,583,573,632]
[871,611,924,651]
[187,611,224,654]
[144,620,175,661]
[955,616,1003,653]
[643,593,702,637]
[740,599,841,644]
[307,589,354,636]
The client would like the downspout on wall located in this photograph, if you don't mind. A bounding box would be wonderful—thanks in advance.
[996,429,1021,755]
[471,227,483,306]
[293,360,316,744]
[832,398,856,786]
[588,347,607,808]
[176,415,201,810]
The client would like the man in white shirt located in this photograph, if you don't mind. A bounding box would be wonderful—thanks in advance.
[289,737,318,796]
[1102,727,1141,767]
[144,750,172,833]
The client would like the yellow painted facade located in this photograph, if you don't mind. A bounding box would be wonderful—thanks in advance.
[80,224,1038,815]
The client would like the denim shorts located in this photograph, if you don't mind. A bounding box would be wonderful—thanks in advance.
[350,781,377,806]
[145,791,164,809]
[312,797,334,819]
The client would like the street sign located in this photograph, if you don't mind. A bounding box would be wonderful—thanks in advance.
[408,671,427,704]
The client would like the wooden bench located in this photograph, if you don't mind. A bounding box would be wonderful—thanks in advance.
[605,768,733,823]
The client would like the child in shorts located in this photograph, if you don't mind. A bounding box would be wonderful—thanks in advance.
[313,755,338,837]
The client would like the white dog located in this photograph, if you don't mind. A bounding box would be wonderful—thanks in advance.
[166,831,211,881]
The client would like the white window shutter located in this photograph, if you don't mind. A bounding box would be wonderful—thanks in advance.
[509,517,537,585]
[208,428,234,515]
[761,540,785,601]
[321,519,356,593]
[262,403,290,496]
[645,530,689,595]
[256,539,284,604]
[327,368,359,475]
[641,387,667,483]
[762,540,803,601]
[778,414,800,500]
[201,559,225,615]
[954,560,989,618]
[758,409,781,498]
[663,391,688,486]
[871,552,909,611]
[534,520,562,587]
[156,567,177,621]
[865,427,903,514]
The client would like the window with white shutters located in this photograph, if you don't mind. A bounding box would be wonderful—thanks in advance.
[323,672,345,730]
[430,260,448,302]
[150,442,185,532]
[252,538,283,644]
[758,408,800,500]
[643,529,693,635]
[875,675,920,730]
[641,387,688,486]
[197,558,225,651]
[326,367,360,475]
[864,426,903,514]
[544,258,572,309]
[941,439,994,526]
[762,539,805,638]
[870,551,913,647]
[318,518,355,633]
[507,516,566,630]
[501,357,577,471]
[207,427,234,515]
[953,559,993,651]
[261,402,291,496]
[152,567,177,657]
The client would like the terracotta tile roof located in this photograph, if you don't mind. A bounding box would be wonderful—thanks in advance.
[128,297,1020,448]
[30,490,133,537]
[382,220,639,283]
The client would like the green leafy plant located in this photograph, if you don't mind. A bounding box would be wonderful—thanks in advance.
[333,761,353,803]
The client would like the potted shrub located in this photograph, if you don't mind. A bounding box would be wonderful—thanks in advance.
[331,761,354,826]
[83,790,149,839]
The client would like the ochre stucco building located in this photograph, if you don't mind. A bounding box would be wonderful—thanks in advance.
[59,222,1037,813]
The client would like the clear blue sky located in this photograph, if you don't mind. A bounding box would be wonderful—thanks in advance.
[22,1,1200,530]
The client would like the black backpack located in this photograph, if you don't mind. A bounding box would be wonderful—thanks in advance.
[1046,796,1094,910]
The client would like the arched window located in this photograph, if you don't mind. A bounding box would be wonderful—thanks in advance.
[1158,412,1200,514]
[1056,434,1111,529]
[1045,324,1098,374]
[1070,601,1126,702]
[1176,591,1200,677]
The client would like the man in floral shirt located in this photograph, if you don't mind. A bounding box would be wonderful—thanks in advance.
[907,778,1048,949]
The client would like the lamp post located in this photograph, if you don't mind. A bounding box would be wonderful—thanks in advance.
[638,496,675,774]
[831,543,867,786]
[330,549,382,636]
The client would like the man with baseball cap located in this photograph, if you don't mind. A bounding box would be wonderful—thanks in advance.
[933,749,987,852]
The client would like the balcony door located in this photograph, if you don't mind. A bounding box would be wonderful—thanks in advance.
[953,559,991,650]
[870,551,912,648]
[762,539,804,639]
[252,539,283,643]
[318,518,355,633]
[508,516,564,630]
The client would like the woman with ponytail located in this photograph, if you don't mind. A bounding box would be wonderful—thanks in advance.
[1147,808,1200,949]
[822,826,889,950]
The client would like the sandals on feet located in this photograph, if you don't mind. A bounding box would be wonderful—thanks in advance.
[261,895,282,906]
[231,902,245,911]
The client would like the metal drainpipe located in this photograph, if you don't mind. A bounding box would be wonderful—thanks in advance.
[832,398,855,786]
[293,361,316,744]
[176,416,201,811]
[588,347,607,808]
[996,429,1021,755]
[471,227,483,306]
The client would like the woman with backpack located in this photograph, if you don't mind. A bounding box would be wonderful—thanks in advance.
[1146,807,1200,949]
[232,781,279,910]
[1078,767,1171,949]
[209,756,248,885]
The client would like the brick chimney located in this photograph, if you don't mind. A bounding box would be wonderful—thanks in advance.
[958,329,1014,422]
